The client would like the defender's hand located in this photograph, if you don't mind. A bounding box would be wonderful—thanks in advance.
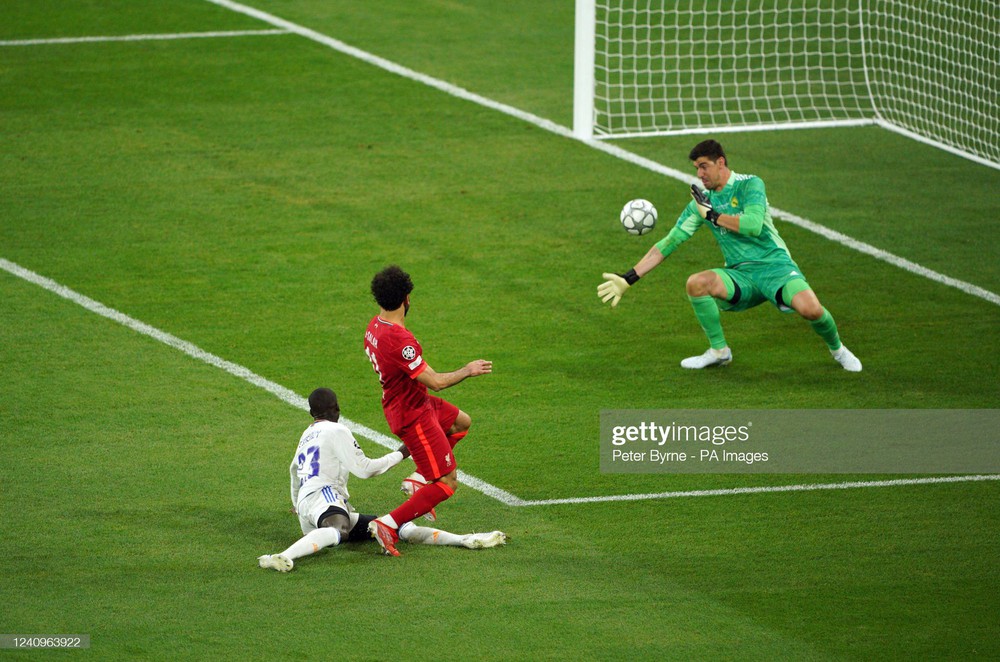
[598,273,630,307]
[690,184,720,227]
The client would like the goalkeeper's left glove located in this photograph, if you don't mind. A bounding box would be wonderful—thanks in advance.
[598,269,640,307]
[690,184,720,227]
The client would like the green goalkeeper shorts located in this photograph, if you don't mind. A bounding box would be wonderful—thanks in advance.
[713,260,810,313]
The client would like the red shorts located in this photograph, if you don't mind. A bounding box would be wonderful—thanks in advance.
[395,396,460,481]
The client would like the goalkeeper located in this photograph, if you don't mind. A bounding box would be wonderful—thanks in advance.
[598,140,862,372]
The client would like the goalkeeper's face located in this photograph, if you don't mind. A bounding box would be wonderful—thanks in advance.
[693,156,726,191]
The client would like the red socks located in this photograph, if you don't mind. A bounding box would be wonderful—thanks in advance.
[387,428,465,525]
[389,481,454,525]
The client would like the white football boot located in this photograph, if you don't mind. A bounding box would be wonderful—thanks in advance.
[462,531,508,549]
[831,345,862,372]
[257,554,294,572]
[680,347,733,369]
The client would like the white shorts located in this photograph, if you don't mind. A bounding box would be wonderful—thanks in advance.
[296,486,359,535]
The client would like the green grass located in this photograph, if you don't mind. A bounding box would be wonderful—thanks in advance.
[2,1,998,659]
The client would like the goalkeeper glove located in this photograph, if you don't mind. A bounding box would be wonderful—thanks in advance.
[598,269,640,307]
[690,184,720,227]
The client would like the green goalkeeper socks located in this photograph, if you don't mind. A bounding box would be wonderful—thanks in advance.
[688,295,728,349]
[809,307,842,351]
[689,296,841,352]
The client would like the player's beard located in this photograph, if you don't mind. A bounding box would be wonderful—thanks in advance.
[403,300,409,316]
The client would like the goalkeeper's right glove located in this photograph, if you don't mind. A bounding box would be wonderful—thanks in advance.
[690,184,720,227]
[597,269,640,307]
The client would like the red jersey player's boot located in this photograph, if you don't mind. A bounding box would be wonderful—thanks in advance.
[401,472,437,522]
[368,519,400,557]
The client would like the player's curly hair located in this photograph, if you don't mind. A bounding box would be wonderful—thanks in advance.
[371,265,414,311]
[688,139,728,165]
[308,387,340,422]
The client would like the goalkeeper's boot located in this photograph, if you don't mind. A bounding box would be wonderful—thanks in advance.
[462,531,508,550]
[368,519,401,557]
[831,345,862,372]
[257,554,294,572]
[680,347,732,369]
[401,472,437,522]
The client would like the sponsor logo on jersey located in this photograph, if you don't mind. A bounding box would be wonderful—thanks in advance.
[731,196,739,208]
[402,345,416,360]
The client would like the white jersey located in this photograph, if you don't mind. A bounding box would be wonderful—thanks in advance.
[289,419,403,509]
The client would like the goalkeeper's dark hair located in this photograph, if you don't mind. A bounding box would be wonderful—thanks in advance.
[308,387,340,422]
[689,140,728,166]
[371,265,414,311]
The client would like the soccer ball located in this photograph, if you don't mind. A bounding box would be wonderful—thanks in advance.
[620,199,657,236]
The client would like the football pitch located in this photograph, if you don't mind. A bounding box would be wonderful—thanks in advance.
[2,1,998,659]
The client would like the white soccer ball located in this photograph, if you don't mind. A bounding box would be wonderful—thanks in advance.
[620,199,657,236]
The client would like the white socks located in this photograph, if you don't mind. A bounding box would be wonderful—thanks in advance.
[280,527,341,560]
[398,522,465,546]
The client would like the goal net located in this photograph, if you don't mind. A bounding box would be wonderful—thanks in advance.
[574,0,1000,169]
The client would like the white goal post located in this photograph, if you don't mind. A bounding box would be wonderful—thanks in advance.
[573,0,1000,170]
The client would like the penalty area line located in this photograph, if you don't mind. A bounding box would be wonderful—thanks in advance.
[3,257,996,508]
[515,474,1000,506]
[0,257,523,506]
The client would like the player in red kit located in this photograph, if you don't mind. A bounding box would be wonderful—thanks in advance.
[363,265,492,556]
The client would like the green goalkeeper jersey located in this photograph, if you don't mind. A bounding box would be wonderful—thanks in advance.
[656,172,795,268]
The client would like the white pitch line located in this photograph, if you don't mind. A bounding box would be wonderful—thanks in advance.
[5,4,999,506]
[4,258,998,508]
[0,257,522,506]
[515,474,1000,506]
[203,0,1000,308]
[0,29,290,47]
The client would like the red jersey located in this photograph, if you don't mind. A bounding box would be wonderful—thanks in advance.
[364,315,430,432]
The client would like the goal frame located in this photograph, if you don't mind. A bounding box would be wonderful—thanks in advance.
[573,0,999,170]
